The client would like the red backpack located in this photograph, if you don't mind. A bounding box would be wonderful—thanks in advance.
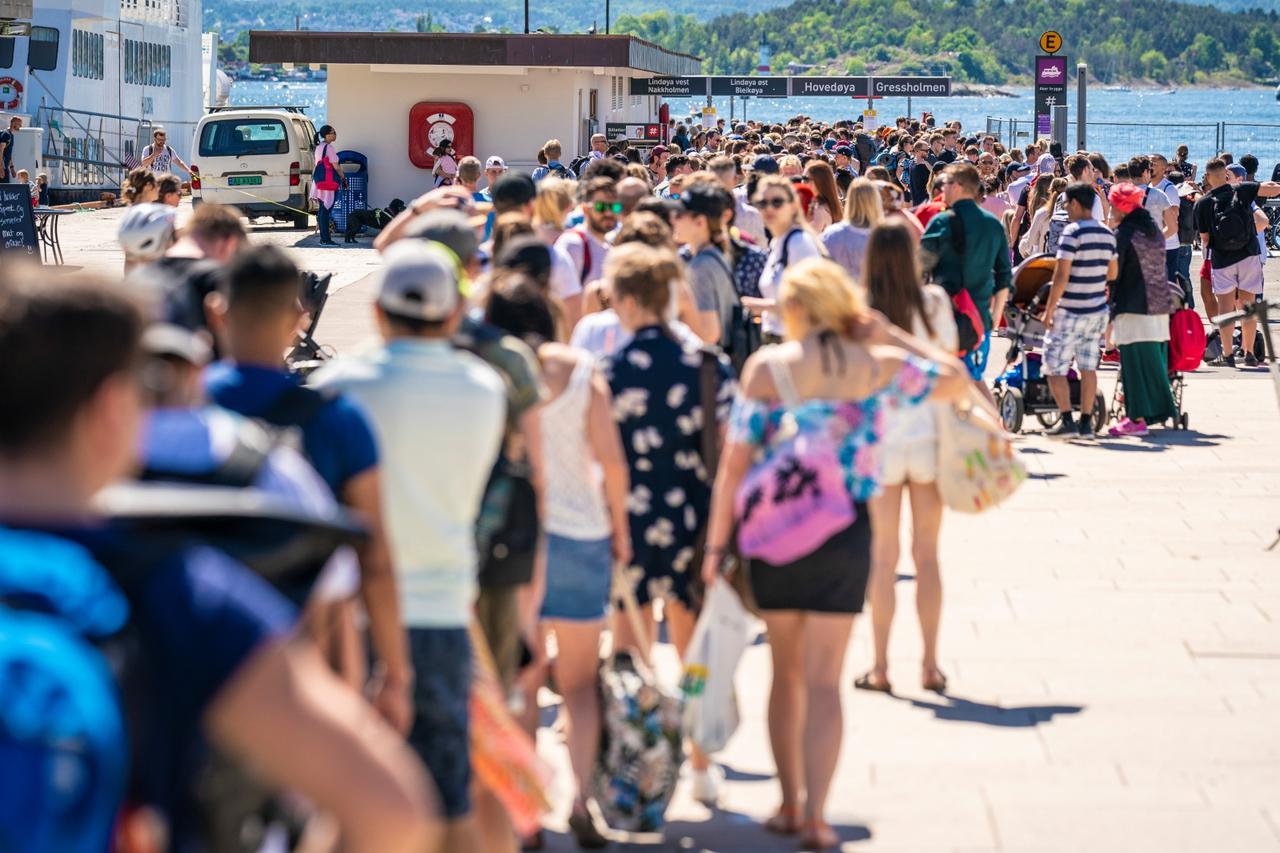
[1168,308,1207,372]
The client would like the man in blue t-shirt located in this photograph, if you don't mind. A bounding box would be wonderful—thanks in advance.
[0,115,20,182]
[0,270,439,853]
[1041,182,1119,440]
[204,245,414,731]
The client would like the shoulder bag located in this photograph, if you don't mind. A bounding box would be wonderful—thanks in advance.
[936,385,1026,513]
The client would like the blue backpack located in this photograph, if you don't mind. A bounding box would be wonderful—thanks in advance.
[0,528,130,853]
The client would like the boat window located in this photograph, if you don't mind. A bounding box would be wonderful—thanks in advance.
[199,119,290,157]
[0,38,13,71]
[28,26,59,72]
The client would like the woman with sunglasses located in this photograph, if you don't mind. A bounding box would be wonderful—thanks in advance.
[749,176,825,344]
[156,173,182,208]
[700,258,969,850]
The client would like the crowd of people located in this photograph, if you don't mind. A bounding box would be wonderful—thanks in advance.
[1,107,1272,853]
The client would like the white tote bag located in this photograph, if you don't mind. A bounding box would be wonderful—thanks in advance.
[679,581,752,754]
[936,386,1027,514]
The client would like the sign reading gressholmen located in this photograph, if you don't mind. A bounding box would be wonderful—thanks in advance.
[871,77,952,97]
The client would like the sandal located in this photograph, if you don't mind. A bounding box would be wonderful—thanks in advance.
[568,807,609,849]
[763,805,802,835]
[922,669,948,693]
[798,820,839,851]
[854,671,892,694]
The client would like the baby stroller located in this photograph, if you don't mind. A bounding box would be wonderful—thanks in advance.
[992,253,1107,434]
[1106,276,1197,430]
[286,271,335,377]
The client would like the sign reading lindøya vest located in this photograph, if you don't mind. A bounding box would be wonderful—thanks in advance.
[630,77,708,97]
[1034,55,1068,136]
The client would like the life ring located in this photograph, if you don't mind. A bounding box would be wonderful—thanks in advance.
[0,77,22,110]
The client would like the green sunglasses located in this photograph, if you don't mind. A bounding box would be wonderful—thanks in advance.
[591,201,623,214]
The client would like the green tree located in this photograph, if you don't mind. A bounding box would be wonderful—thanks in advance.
[1140,49,1168,80]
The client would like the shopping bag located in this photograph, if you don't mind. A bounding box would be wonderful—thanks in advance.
[936,387,1027,514]
[468,622,553,837]
[679,580,752,754]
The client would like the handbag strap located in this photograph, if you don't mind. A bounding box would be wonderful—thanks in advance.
[765,352,801,406]
[698,349,721,474]
[611,561,652,669]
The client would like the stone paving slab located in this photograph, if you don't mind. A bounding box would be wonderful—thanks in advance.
[48,204,1280,852]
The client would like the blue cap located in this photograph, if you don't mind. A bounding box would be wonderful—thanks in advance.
[751,155,780,175]
[823,139,838,151]
[1226,163,1248,178]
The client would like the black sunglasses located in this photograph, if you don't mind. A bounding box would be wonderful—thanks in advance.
[756,197,789,209]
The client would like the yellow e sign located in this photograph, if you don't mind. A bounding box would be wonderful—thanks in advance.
[1040,31,1062,54]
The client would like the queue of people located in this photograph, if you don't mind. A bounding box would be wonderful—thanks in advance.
[1,107,1266,853]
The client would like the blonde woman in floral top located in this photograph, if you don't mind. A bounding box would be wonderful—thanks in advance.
[700,257,968,850]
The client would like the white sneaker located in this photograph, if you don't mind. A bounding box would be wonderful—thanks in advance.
[690,764,724,806]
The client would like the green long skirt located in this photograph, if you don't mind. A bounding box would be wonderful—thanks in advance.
[1119,341,1177,424]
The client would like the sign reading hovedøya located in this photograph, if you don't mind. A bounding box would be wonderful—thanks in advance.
[789,77,870,98]
[630,77,709,97]
[710,77,789,98]
[871,77,952,97]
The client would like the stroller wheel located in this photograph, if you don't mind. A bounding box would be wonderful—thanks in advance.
[1180,412,1189,430]
[1035,411,1061,429]
[1000,387,1025,433]
[1092,394,1107,433]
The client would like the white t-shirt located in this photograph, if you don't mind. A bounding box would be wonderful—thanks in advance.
[1137,183,1174,250]
[555,227,610,288]
[570,309,702,359]
[759,228,822,335]
[549,242,583,300]
[311,340,506,628]
[1155,178,1181,250]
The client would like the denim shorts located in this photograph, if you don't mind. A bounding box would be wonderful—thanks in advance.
[963,331,992,381]
[540,533,612,621]
[406,627,472,819]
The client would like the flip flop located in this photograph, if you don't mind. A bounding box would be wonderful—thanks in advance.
[922,670,948,693]
[799,820,839,851]
[854,671,892,694]
[763,806,802,835]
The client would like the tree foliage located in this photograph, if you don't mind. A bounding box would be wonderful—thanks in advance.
[616,0,1280,83]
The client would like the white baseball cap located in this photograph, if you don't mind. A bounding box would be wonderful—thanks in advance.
[484,155,507,170]
[375,241,462,322]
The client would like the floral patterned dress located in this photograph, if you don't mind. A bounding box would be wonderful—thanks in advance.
[605,326,736,607]
[727,354,939,613]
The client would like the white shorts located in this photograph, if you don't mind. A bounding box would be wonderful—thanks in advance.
[880,440,938,487]
[1211,255,1264,296]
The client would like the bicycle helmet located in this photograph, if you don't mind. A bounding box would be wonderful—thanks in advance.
[117,203,176,260]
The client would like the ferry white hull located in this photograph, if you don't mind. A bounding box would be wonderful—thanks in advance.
[0,0,205,200]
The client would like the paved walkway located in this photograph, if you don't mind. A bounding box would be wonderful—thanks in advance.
[54,205,1280,851]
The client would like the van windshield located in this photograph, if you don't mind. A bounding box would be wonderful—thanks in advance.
[199,119,289,157]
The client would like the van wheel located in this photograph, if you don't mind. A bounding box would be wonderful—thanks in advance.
[293,211,311,230]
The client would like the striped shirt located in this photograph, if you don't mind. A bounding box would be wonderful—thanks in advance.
[1055,218,1115,314]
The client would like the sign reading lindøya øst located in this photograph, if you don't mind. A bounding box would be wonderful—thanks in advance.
[633,76,951,98]
[710,77,789,98]
[1034,55,1068,136]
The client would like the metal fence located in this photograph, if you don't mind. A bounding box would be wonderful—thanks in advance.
[985,118,1280,177]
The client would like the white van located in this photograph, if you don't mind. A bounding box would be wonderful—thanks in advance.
[190,107,318,228]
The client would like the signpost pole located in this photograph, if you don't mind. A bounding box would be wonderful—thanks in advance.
[1076,62,1087,151]
[907,95,912,119]
[1052,104,1068,152]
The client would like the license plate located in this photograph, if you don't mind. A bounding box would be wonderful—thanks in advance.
[227,175,262,186]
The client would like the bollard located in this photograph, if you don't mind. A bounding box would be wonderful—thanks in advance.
[1077,63,1087,152]
[1052,104,1068,153]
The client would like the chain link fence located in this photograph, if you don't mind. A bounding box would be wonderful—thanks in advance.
[1220,124,1280,178]
[986,117,1229,171]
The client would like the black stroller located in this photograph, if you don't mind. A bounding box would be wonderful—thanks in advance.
[286,271,334,377]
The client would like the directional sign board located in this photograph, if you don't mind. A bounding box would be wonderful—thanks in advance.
[1034,55,1068,136]
[630,77,708,97]
[632,76,952,99]
[789,77,869,98]
[710,77,789,98]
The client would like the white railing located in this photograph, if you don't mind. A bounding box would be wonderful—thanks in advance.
[120,0,188,28]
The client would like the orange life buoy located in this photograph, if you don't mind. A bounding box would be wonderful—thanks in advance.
[0,77,22,111]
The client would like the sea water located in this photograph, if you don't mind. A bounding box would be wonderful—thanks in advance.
[231,80,1280,172]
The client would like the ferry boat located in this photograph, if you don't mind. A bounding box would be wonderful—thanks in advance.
[0,0,207,202]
